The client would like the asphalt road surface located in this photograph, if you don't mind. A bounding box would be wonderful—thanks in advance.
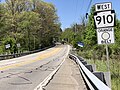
[0,45,70,90]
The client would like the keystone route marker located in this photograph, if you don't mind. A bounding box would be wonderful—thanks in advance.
[94,2,115,72]
[94,2,115,45]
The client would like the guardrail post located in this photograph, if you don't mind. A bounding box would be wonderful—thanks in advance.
[104,72,111,88]
[93,72,106,84]
[69,54,111,90]
[85,65,94,72]
[81,61,87,65]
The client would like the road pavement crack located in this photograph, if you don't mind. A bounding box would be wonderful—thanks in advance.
[7,73,32,85]
[9,82,32,85]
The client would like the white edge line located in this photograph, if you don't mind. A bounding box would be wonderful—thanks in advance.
[34,45,70,90]
[34,58,65,90]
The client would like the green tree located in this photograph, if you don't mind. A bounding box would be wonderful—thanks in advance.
[84,6,97,49]
[0,0,61,53]
[33,0,60,47]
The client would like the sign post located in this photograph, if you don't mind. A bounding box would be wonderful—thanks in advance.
[17,43,21,53]
[94,2,115,72]
[106,44,110,71]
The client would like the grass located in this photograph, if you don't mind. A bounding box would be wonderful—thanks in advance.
[86,59,120,90]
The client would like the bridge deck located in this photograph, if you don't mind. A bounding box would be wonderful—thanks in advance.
[45,58,87,90]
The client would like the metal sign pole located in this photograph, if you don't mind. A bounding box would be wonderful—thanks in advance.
[105,44,110,71]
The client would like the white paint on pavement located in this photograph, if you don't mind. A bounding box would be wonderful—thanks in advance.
[34,45,70,90]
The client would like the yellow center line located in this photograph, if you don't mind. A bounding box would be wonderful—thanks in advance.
[0,47,62,71]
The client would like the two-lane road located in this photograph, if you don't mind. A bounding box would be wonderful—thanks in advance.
[0,45,70,90]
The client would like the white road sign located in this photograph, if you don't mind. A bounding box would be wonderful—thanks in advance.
[95,2,112,12]
[96,27,114,44]
[5,44,10,49]
[94,10,115,28]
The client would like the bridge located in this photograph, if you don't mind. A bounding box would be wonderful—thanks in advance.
[0,45,111,90]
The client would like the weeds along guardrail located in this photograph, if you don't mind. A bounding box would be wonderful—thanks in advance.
[0,45,55,60]
[69,54,111,90]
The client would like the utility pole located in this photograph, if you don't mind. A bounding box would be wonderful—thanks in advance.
[74,24,77,39]
[27,28,30,51]
[34,36,35,50]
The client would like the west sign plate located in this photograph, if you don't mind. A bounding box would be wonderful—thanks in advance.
[95,2,112,12]
[94,10,115,28]
[96,27,114,44]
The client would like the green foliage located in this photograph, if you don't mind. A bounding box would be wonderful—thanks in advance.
[61,4,120,60]
[1,37,16,53]
[86,59,120,90]
[61,4,120,90]
[77,5,120,90]
[84,6,97,49]
[61,28,74,43]
[61,23,86,50]
[0,0,61,53]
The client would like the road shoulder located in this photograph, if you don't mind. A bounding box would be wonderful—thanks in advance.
[45,57,87,90]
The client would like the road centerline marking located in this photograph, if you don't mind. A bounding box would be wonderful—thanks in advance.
[0,47,62,71]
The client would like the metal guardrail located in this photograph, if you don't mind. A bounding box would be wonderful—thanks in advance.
[69,54,111,90]
[0,45,55,60]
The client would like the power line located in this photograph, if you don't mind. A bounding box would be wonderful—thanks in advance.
[86,0,93,19]
[80,0,84,15]
[73,0,79,22]
[86,0,92,13]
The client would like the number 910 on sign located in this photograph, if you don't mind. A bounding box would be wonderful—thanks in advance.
[94,10,115,28]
